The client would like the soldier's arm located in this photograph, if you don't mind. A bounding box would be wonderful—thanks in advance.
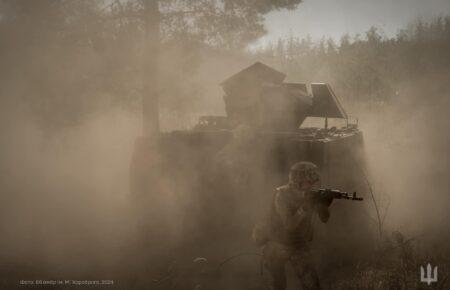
[275,191,309,230]
[316,203,330,223]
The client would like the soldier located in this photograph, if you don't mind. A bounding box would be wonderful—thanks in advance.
[253,161,333,290]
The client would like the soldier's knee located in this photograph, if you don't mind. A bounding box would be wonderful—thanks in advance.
[267,269,287,290]
[263,243,288,290]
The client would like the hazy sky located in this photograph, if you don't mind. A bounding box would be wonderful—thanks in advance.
[256,0,450,45]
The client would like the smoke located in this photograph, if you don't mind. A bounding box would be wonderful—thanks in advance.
[0,2,449,288]
[0,29,251,288]
[1,47,449,285]
[0,105,140,280]
[358,73,450,238]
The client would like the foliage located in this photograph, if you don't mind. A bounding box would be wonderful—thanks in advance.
[1,1,449,134]
[0,0,302,132]
[158,0,302,49]
[253,17,450,107]
[331,231,450,290]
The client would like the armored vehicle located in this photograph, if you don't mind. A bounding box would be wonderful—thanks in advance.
[130,62,371,286]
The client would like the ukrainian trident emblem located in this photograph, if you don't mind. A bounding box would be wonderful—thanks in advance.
[420,263,438,285]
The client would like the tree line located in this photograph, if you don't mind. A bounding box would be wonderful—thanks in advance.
[0,0,303,132]
[253,16,450,108]
[0,0,448,131]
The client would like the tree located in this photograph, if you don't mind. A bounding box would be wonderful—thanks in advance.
[158,0,303,49]
[113,0,304,135]
[0,0,304,134]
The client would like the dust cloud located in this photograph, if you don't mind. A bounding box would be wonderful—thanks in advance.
[0,1,449,289]
[358,74,450,238]
[0,105,140,278]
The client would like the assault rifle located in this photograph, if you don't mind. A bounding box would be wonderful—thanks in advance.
[308,189,364,204]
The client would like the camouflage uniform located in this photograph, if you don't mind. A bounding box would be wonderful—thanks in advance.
[256,162,331,290]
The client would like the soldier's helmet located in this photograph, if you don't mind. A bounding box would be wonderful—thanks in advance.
[289,161,320,186]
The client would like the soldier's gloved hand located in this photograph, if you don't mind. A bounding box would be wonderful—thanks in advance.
[321,196,334,207]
